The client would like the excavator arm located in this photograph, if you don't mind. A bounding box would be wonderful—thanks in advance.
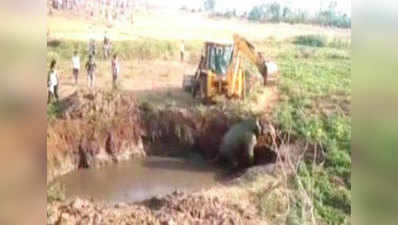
[232,34,269,85]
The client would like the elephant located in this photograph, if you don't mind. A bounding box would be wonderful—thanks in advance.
[212,118,263,169]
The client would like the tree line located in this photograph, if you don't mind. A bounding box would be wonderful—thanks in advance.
[203,0,350,29]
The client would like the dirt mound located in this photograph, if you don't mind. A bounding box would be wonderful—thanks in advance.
[47,89,145,183]
[48,190,266,225]
[47,198,159,225]
[148,190,264,225]
[58,89,137,120]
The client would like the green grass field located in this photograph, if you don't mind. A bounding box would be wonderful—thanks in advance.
[275,43,351,224]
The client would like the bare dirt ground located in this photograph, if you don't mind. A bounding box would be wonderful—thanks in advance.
[57,59,197,103]
[57,57,279,112]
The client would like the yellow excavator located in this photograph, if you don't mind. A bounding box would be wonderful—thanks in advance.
[183,34,277,102]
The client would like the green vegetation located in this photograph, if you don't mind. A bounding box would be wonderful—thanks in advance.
[47,39,202,62]
[293,35,351,49]
[249,2,283,23]
[245,1,351,28]
[272,38,351,224]
[328,37,351,49]
[47,182,66,203]
[294,35,327,47]
[47,101,62,123]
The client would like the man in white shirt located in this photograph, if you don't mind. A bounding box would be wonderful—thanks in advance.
[48,59,59,103]
[72,51,80,85]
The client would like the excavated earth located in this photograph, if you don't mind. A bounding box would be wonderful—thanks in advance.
[47,190,267,225]
[47,89,279,225]
[47,89,277,182]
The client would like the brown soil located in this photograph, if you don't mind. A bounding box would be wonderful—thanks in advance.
[47,85,279,182]
[57,59,196,102]
[48,189,268,225]
[47,89,146,182]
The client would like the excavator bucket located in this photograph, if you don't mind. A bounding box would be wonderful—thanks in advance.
[258,62,268,85]
[265,61,278,75]
[262,61,279,85]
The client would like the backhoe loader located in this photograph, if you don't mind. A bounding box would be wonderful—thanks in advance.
[183,34,278,102]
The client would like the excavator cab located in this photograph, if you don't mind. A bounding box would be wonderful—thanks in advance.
[185,39,247,101]
[183,34,277,102]
[193,41,237,100]
[206,42,234,76]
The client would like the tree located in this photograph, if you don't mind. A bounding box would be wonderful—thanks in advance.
[248,2,280,23]
[247,0,350,28]
[317,0,339,26]
[248,6,264,21]
[268,2,281,22]
[204,0,216,11]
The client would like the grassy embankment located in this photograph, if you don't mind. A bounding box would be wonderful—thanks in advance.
[269,35,351,225]
[47,34,351,225]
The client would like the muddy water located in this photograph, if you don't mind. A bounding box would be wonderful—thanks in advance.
[54,157,220,203]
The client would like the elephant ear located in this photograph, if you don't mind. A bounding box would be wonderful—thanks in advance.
[254,118,261,137]
[258,118,270,136]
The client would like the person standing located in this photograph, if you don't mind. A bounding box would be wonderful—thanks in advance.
[103,31,111,59]
[88,37,96,57]
[47,59,59,104]
[85,54,97,88]
[72,51,80,85]
[87,26,96,56]
[180,40,185,62]
[111,54,120,89]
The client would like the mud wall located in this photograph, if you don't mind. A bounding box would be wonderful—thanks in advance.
[47,90,278,183]
[47,90,146,183]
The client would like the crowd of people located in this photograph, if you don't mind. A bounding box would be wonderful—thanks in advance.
[51,0,82,11]
[49,0,135,25]
[47,31,120,104]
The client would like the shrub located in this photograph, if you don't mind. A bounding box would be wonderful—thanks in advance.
[274,42,351,224]
[246,4,350,28]
[48,39,179,61]
[248,6,265,21]
[328,37,351,49]
[294,35,327,47]
[47,101,62,123]
[47,182,66,202]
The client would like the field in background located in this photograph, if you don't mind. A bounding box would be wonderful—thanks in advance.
[48,9,350,42]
